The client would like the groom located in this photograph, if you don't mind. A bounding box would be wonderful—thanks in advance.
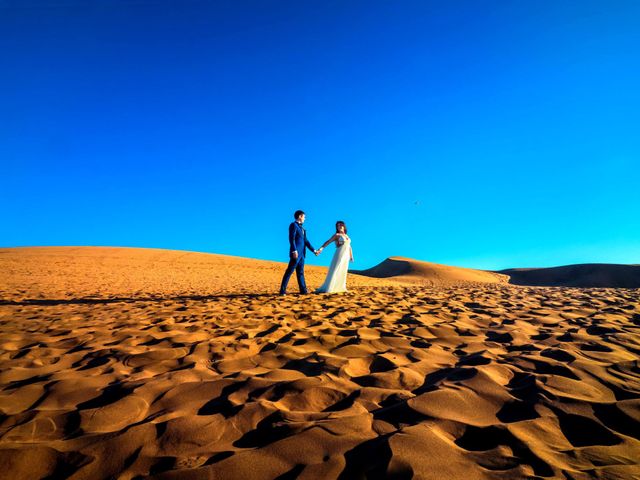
[279,210,318,295]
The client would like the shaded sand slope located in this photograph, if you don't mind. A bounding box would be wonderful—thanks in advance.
[0,247,399,302]
[353,257,509,286]
[499,264,640,288]
[0,247,639,479]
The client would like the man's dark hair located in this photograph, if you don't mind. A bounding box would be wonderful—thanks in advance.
[294,210,305,220]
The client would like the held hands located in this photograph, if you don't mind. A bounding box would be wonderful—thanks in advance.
[315,247,324,256]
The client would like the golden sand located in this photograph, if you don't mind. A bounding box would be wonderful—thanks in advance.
[0,247,639,479]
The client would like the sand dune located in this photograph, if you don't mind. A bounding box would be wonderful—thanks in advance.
[353,257,509,286]
[0,247,398,302]
[353,256,640,289]
[0,247,639,479]
[499,263,640,288]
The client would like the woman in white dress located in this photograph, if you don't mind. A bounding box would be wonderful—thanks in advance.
[315,221,354,293]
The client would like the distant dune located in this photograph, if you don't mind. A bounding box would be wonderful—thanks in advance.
[353,256,640,289]
[498,263,640,288]
[352,256,509,286]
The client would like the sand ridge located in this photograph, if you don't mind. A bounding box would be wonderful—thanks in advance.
[0,247,639,479]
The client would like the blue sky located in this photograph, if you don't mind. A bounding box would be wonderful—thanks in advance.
[2,1,639,270]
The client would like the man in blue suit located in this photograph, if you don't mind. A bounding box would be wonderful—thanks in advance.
[279,210,318,295]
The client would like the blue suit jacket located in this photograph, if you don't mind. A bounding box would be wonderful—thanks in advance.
[289,222,315,258]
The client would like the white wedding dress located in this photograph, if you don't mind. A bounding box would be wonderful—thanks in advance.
[316,234,351,293]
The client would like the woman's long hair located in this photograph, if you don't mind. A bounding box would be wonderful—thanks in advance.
[335,221,347,234]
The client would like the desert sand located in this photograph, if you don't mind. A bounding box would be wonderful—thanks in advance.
[0,247,639,479]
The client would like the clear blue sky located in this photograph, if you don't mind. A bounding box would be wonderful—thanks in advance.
[2,1,639,270]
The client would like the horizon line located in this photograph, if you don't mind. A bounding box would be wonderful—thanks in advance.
[1,244,638,272]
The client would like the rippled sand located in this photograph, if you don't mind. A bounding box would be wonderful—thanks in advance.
[0,248,639,479]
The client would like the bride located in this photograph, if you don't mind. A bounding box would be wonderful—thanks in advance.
[315,221,354,293]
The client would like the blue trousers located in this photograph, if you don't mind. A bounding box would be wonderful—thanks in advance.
[280,254,307,294]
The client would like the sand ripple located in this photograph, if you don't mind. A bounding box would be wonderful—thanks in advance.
[1,284,639,479]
